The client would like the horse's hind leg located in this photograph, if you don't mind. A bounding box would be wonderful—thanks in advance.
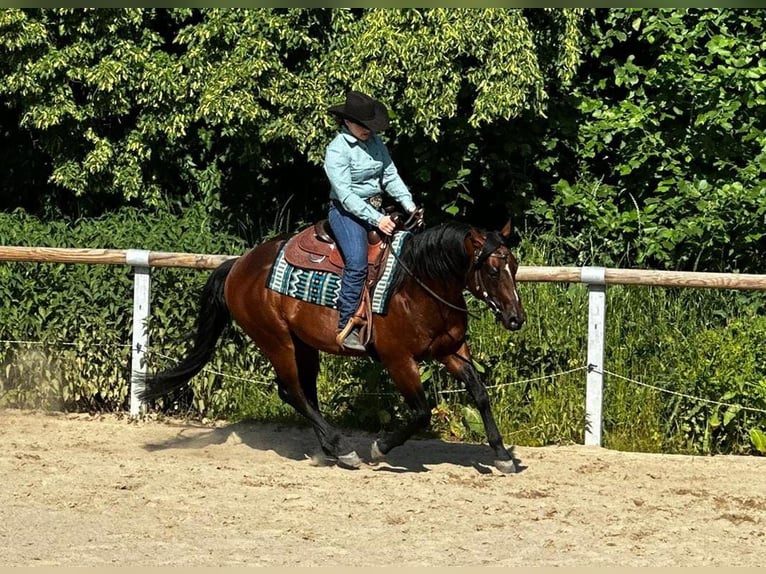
[292,333,319,411]
[265,338,362,469]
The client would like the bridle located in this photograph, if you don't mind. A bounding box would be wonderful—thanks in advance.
[390,230,514,321]
[470,246,512,320]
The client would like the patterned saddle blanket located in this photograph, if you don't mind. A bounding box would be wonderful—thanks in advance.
[266,228,409,315]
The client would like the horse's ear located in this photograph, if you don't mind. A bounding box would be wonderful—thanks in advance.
[500,219,512,239]
[468,229,486,247]
[467,228,485,250]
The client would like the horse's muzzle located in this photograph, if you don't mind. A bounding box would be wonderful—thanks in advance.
[487,297,525,331]
[499,309,525,331]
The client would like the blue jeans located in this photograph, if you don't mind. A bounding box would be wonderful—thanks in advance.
[329,203,370,331]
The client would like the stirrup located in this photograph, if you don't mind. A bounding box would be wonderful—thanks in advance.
[336,318,366,350]
[340,329,366,352]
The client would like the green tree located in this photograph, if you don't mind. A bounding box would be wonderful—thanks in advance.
[0,8,583,230]
[532,8,766,272]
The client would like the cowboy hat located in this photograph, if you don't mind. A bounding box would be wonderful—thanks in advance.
[328,90,390,132]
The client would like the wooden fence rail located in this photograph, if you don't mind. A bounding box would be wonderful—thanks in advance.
[2,245,766,445]
[2,246,766,290]
[0,246,236,269]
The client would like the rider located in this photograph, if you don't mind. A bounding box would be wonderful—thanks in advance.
[324,90,419,351]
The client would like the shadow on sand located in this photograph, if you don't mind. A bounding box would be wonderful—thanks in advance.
[143,420,525,475]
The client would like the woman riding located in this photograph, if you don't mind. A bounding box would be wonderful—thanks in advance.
[324,90,420,351]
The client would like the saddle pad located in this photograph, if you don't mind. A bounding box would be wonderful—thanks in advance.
[266,231,410,315]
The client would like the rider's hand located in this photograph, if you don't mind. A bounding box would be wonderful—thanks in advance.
[408,207,425,230]
[377,215,397,236]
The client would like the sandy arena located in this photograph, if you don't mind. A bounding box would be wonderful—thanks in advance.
[1,408,764,566]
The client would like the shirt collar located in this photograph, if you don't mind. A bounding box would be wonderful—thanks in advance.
[340,126,359,145]
[340,125,373,147]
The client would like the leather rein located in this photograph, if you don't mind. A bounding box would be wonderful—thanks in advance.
[389,217,506,320]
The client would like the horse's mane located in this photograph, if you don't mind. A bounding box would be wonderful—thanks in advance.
[392,222,473,290]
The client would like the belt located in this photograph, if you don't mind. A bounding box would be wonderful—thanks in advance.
[366,195,383,209]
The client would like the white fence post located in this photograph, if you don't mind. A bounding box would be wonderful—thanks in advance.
[127,250,151,417]
[581,266,606,446]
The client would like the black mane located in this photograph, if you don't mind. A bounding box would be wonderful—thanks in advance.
[392,222,473,290]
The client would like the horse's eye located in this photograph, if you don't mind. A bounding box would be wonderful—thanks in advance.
[488,266,500,279]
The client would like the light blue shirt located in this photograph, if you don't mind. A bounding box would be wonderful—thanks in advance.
[324,127,416,227]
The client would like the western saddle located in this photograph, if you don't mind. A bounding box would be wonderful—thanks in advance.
[281,208,424,346]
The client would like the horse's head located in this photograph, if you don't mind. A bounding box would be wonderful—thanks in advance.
[465,220,526,331]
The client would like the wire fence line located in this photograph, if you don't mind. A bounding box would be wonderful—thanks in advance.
[436,365,590,395]
[0,338,763,416]
[0,339,131,349]
[591,366,766,416]
[0,338,275,388]
[145,348,276,388]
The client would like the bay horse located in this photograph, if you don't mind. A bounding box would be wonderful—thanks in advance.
[139,218,526,473]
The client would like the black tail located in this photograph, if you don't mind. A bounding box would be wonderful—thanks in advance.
[138,257,238,401]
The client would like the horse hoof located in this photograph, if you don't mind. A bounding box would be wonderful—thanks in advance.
[370,440,386,464]
[306,453,334,467]
[494,459,517,474]
[337,451,363,470]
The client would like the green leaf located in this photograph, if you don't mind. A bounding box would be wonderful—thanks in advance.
[461,405,484,437]
[722,406,740,427]
[750,429,766,454]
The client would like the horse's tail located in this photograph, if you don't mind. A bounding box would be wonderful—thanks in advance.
[138,257,238,401]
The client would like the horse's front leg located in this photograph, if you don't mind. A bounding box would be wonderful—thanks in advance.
[439,345,517,473]
[371,356,431,462]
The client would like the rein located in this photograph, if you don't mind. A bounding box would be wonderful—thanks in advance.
[390,247,484,319]
[387,215,507,321]
[384,209,481,316]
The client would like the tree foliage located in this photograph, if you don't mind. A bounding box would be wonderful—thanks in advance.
[1,8,764,273]
[0,8,582,228]
[532,8,766,272]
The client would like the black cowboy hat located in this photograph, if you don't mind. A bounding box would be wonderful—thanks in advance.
[328,90,390,132]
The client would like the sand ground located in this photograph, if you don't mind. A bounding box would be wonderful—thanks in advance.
[1,409,764,566]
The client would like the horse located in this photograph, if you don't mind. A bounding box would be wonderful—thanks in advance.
[139,217,526,473]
